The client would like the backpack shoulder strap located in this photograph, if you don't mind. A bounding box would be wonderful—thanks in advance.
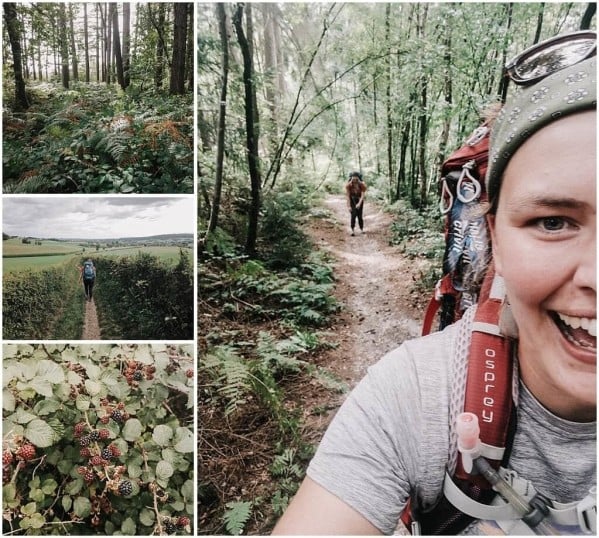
[405,275,516,534]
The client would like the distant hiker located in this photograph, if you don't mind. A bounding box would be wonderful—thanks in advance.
[274,32,596,535]
[345,171,367,236]
[79,259,96,301]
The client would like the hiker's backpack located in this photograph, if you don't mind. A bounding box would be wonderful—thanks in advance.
[402,121,518,534]
[83,261,95,280]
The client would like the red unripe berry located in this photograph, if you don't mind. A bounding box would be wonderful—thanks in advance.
[98,429,110,439]
[2,450,13,467]
[185,369,194,378]
[177,516,191,528]
[16,443,36,461]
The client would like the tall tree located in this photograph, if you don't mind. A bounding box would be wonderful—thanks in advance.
[150,3,167,89]
[185,3,194,91]
[58,3,69,88]
[3,3,29,110]
[122,3,131,88]
[111,3,126,90]
[68,3,79,81]
[233,4,262,256]
[83,3,90,82]
[170,2,188,95]
[207,3,230,235]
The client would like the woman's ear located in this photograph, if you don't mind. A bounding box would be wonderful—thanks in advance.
[486,213,503,276]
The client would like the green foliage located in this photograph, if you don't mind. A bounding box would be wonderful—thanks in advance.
[2,344,193,536]
[223,501,253,536]
[3,261,80,339]
[3,83,193,194]
[93,251,193,339]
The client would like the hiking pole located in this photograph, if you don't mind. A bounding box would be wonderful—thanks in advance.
[457,413,557,535]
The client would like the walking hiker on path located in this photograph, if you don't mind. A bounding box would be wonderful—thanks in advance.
[273,32,596,536]
[79,259,96,301]
[345,171,367,236]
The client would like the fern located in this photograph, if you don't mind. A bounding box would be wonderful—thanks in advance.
[203,347,251,416]
[223,500,252,535]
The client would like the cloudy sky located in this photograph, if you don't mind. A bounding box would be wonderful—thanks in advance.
[3,197,195,240]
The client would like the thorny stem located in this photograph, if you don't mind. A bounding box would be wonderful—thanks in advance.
[140,444,164,535]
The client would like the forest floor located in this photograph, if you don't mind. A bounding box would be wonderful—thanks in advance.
[200,194,434,534]
[82,298,101,340]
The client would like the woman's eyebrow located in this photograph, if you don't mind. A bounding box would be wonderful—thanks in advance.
[508,195,591,211]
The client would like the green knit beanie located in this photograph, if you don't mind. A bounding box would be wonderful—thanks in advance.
[486,56,596,204]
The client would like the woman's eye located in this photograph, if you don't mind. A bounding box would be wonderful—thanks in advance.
[538,217,566,231]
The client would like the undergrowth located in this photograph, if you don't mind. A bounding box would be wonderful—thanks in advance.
[3,82,192,194]
[199,234,345,534]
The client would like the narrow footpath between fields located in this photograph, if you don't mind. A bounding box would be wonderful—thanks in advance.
[82,298,101,340]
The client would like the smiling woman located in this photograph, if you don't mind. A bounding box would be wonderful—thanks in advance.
[273,34,596,537]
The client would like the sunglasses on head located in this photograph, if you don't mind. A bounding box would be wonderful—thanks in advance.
[505,30,596,86]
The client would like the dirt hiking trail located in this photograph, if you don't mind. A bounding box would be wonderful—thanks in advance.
[307,194,430,386]
[82,298,101,340]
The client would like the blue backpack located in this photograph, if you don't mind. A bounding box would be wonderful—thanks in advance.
[83,261,95,280]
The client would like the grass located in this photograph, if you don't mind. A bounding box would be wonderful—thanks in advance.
[3,238,82,256]
[3,246,192,273]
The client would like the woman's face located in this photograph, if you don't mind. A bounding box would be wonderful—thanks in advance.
[488,111,596,421]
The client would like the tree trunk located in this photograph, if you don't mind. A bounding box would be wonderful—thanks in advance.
[207,3,230,235]
[3,3,29,111]
[533,3,545,44]
[185,3,194,91]
[123,3,131,88]
[385,3,393,199]
[83,3,90,82]
[111,3,126,90]
[95,4,100,81]
[169,3,188,95]
[59,3,70,89]
[580,3,596,29]
[69,4,79,81]
[233,4,262,256]
[106,2,112,84]
[498,3,514,103]
[152,3,167,89]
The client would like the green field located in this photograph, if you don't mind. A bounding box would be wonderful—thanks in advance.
[3,245,192,273]
[3,238,82,256]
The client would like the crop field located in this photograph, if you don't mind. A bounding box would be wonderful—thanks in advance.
[96,245,193,263]
[3,238,82,256]
[3,254,79,273]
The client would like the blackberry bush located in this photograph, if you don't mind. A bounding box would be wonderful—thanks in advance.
[2,344,194,535]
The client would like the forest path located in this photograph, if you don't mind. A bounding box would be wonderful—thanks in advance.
[82,298,101,340]
[307,194,428,385]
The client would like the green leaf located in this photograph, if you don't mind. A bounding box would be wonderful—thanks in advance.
[21,502,37,516]
[10,407,37,424]
[30,488,44,502]
[37,360,65,384]
[139,508,155,526]
[65,478,83,496]
[181,479,194,500]
[152,424,173,446]
[173,427,193,453]
[155,460,174,480]
[25,419,55,447]
[122,418,143,441]
[73,496,91,517]
[127,462,142,478]
[3,389,15,412]
[84,379,102,396]
[42,478,58,494]
[3,483,17,502]
[62,496,72,512]
[224,501,253,535]
[121,517,137,535]
[29,513,45,529]
[29,378,53,397]
[33,399,61,416]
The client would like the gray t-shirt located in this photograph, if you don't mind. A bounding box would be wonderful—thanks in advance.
[307,320,596,535]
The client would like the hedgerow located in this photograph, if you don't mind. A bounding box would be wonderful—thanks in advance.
[3,261,80,339]
[93,251,193,340]
[2,343,193,535]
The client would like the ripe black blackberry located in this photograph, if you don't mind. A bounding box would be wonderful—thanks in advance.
[118,480,133,496]
[111,410,124,423]
[164,521,176,534]
[101,448,113,460]
[133,371,143,381]
[90,430,100,441]
[79,435,91,447]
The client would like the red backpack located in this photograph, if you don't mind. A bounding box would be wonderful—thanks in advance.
[403,122,516,534]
